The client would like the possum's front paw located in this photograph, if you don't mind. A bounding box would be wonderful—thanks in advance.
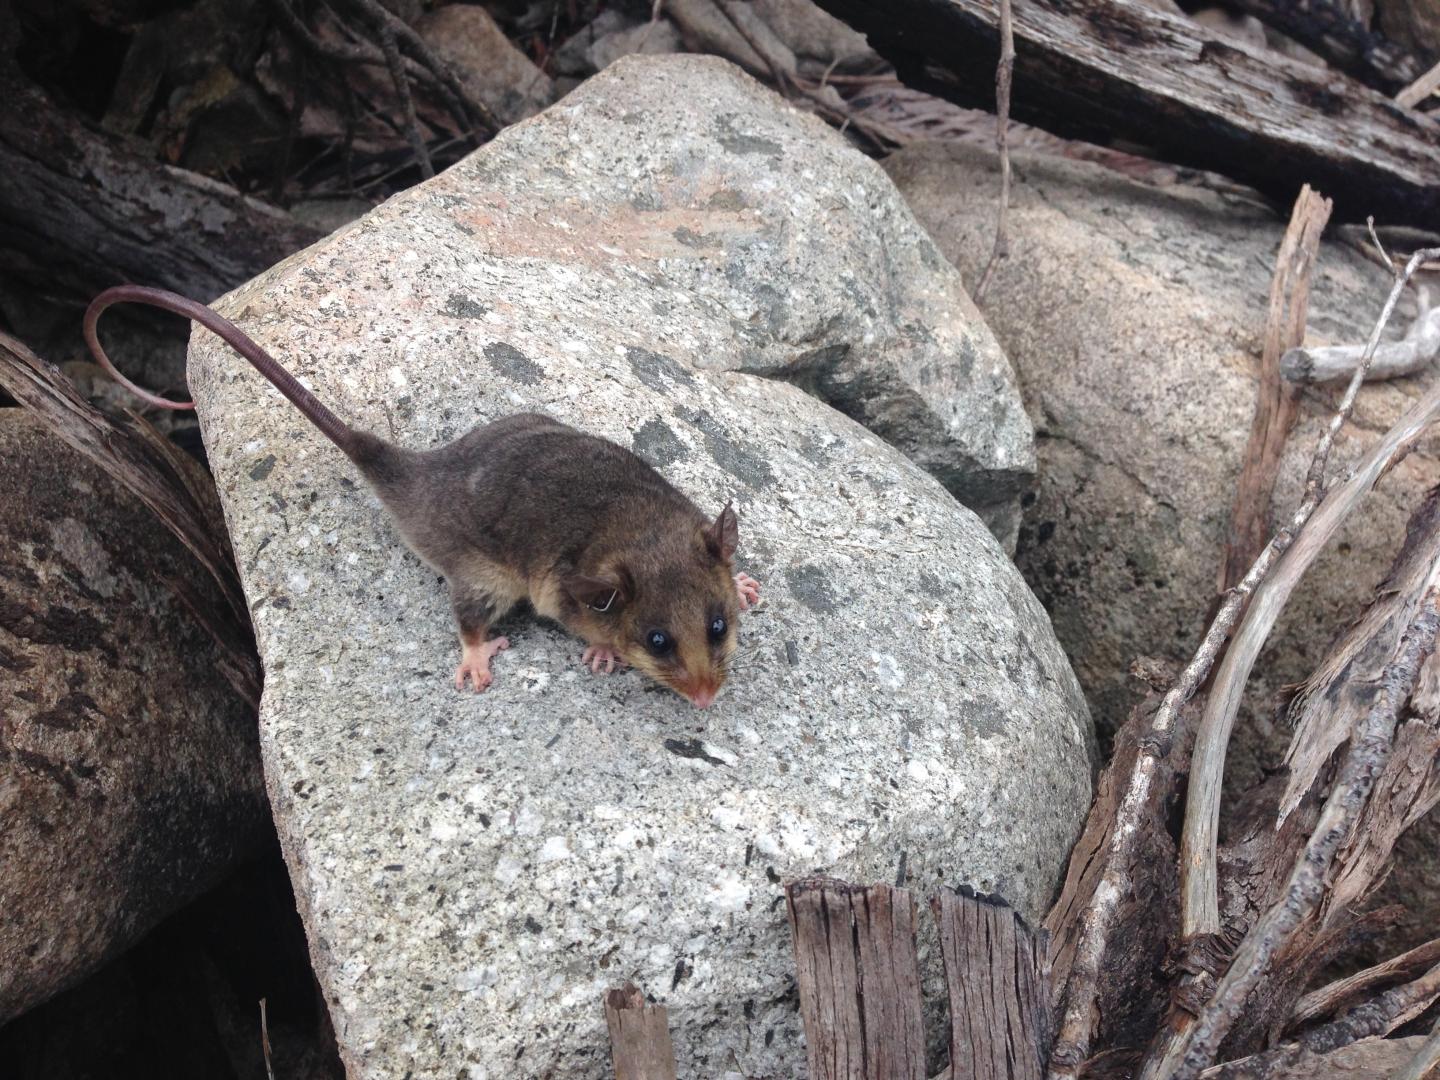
[454,636,510,691]
[581,644,627,674]
[734,572,762,610]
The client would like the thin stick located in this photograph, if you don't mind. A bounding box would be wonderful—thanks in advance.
[1179,247,1440,943]
[1156,575,1440,1080]
[713,0,790,91]
[1290,935,1440,1030]
[1397,56,1440,109]
[1304,246,1439,495]
[973,0,1014,304]
[635,0,666,54]
[1391,1014,1440,1080]
[267,0,467,131]
[1282,285,1438,384]
[374,15,432,179]
[1368,216,1398,275]
[343,0,496,135]
[708,0,899,150]
[261,997,276,1080]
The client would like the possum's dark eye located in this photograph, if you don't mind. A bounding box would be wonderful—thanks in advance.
[708,615,727,642]
[646,630,674,656]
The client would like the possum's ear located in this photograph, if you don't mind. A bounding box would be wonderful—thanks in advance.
[703,502,739,563]
[564,571,631,613]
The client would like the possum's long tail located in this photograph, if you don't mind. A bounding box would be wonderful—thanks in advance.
[84,285,357,455]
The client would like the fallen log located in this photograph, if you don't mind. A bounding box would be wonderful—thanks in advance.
[0,66,321,305]
[1218,0,1428,93]
[812,0,1440,228]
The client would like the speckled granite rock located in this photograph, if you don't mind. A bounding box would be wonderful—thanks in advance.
[407,51,1034,550]
[0,411,265,1023]
[884,141,1440,960]
[187,57,1089,1080]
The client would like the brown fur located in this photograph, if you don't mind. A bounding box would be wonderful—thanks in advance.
[351,415,742,703]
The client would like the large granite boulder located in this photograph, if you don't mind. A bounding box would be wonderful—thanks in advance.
[0,410,266,1023]
[884,142,1440,953]
[188,57,1090,1078]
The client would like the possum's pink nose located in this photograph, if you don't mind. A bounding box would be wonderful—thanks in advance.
[680,676,720,709]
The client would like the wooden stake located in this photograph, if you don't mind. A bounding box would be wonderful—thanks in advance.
[786,878,926,1080]
[604,983,677,1080]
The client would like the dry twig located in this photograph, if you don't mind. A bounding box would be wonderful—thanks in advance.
[1202,960,1440,1079]
[1044,542,1291,1075]
[1397,57,1440,110]
[1201,1036,1431,1080]
[1282,286,1439,384]
[973,0,1014,304]
[260,997,276,1080]
[1043,245,1439,1079]
[1289,936,1440,1031]
[1179,247,1440,946]
[265,0,495,175]
[1219,185,1332,593]
[373,14,432,178]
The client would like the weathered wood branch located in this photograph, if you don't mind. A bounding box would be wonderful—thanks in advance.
[0,66,321,305]
[603,984,677,1080]
[1289,935,1440,1030]
[1216,0,1428,93]
[786,878,927,1080]
[972,0,1014,303]
[1283,286,1440,384]
[1201,1035,1433,1080]
[1043,690,1193,1075]
[1037,238,1440,1068]
[1396,58,1440,110]
[1200,960,1440,1078]
[812,0,1440,227]
[1391,1016,1440,1080]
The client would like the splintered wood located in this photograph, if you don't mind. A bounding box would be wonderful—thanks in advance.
[782,878,1048,1080]
[1219,185,1332,594]
[604,983,677,1080]
[933,887,1050,1080]
[786,879,927,1080]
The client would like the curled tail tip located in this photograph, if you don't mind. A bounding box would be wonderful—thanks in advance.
[84,286,197,411]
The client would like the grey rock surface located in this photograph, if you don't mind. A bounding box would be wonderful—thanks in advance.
[0,411,266,1023]
[188,57,1089,1079]
[885,141,1440,958]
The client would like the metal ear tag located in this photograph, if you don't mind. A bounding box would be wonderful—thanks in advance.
[589,589,618,613]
